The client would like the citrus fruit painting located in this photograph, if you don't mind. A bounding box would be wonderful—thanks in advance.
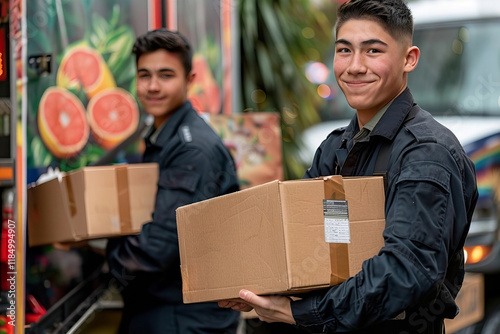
[57,45,116,99]
[87,87,139,150]
[38,87,90,158]
[188,54,221,114]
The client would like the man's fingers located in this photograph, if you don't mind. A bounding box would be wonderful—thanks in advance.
[239,289,261,307]
[218,299,254,312]
[218,300,231,308]
[233,303,254,312]
[239,290,296,324]
[217,290,260,309]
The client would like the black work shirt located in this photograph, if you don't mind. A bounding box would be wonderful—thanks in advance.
[106,101,239,308]
[292,89,478,333]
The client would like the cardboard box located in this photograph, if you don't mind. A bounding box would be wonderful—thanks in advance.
[445,273,484,333]
[27,163,158,247]
[176,175,386,303]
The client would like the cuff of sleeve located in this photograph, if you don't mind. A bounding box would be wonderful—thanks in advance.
[291,293,336,333]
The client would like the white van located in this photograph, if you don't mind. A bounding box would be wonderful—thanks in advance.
[301,1,500,332]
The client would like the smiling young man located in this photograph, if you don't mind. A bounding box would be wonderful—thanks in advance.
[219,1,478,333]
[106,28,240,334]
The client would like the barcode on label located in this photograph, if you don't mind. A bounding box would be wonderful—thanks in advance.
[323,199,350,243]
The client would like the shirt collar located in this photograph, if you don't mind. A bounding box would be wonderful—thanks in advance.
[353,101,392,143]
[144,101,194,147]
[343,87,415,142]
[363,101,392,132]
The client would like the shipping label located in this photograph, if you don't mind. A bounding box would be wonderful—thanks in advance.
[323,199,350,243]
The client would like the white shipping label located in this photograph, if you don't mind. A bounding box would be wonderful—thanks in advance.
[323,199,350,243]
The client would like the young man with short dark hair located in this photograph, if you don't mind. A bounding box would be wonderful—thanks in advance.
[107,28,240,334]
[219,1,478,333]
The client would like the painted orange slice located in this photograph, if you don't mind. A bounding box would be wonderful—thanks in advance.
[38,86,89,158]
[87,87,139,150]
[57,45,116,98]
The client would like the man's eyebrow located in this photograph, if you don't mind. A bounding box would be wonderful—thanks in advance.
[334,38,388,47]
[137,68,176,73]
[335,39,351,46]
[361,39,388,47]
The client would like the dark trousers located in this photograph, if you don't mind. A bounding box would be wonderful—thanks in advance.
[243,318,444,334]
[353,318,445,334]
[118,301,239,334]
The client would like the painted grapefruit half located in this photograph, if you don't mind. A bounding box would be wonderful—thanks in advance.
[87,87,139,150]
[57,45,116,99]
[38,86,90,158]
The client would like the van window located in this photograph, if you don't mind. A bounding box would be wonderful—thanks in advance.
[409,20,500,117]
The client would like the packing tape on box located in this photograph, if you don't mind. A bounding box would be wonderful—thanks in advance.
[323,176,350,285]
[116,166,133,233]
[65,174,77,217]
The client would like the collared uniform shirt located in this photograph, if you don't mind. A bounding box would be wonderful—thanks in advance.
[353,101,390,144]
[292,89,478,333]
[106,101,240,333]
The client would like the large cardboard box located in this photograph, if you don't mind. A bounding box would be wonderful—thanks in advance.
[445,273,484,333]
[176,175,386,303]
[28,163,158,247]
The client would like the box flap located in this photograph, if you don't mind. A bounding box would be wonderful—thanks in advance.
[343,177,385,221]
[27,176,77,246]
[125,163,158,231]
[322,175,345,200]
[282,176,385,286]
[343,177,385,276]
[279,179,334,290]
[69,167,121,237]
[177,180,289,303]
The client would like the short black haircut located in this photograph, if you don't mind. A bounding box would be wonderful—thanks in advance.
[132,28,192,76]
[336,0,414,45]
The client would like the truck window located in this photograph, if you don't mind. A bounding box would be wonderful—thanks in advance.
[409,20,500,117]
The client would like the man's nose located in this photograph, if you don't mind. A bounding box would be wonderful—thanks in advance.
[347,53,367,75]
[148,76,160,91]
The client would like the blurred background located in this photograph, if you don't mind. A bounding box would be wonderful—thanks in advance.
[0,0,499,333]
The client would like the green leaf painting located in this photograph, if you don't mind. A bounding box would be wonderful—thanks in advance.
[26,0,147,173]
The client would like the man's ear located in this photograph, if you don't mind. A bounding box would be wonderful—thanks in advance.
[186,71,196,89]
[404,46,420,73]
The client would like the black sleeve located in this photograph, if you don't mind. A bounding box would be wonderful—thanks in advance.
[292,144,474,332]
[303,138,336,179]
[106,148,233,276]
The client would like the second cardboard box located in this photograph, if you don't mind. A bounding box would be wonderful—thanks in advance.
[28,163,158,247]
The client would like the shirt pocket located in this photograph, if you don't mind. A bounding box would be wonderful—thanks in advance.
[391,162,450,251]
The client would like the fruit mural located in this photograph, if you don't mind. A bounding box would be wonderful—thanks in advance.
[172,0,283,187]
[204,112,283,189]
[56,45,116,99]
[26,0,148,181]
[188,54,221,115]
[176,0,225,115]
[87,87,139,150]
[38,87,89,159]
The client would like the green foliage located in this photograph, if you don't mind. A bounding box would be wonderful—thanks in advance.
[239,0,335,179]
[88,6,136,88]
